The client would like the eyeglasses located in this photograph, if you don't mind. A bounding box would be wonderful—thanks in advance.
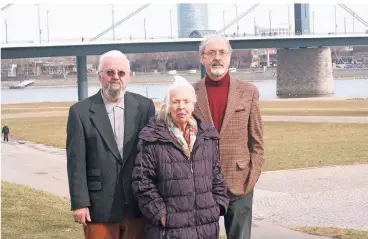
[103,69,126,78]
[202,50,231,58]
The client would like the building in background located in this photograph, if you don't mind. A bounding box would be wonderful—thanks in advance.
[177,4,209,38]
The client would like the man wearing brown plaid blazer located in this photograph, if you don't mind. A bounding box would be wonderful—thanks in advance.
[193,35,265,239]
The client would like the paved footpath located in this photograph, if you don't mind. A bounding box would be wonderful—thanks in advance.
[5,141,368,238]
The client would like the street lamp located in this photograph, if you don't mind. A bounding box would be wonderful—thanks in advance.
[269,11,272,36]
[235,4,239,36]
[352,14,355,33]
[333,5,337,34]
[111,4,115,41]
[36,4,41,43]
[144,18,147,40]
[46,10,50,42]
[312,11,316,34]
[222,10,226,36]
[287,5,291,31]
[169,10,173,38]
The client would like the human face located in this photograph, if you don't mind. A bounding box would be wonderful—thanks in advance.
[169,89,194,128]
[98,56,130,101]
[200,38,231,81]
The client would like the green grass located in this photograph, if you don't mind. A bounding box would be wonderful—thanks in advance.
[1,181,83,239]
[2,100,367,117]
[3,116,67,148]
[294,227,368,239]
[3,116,368,171]
[263,122,368,170]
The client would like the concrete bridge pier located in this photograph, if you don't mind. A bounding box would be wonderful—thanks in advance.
[77,55,88,101]
[276,47,334,98]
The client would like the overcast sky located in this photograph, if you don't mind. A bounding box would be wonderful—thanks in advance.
[1,3,368,44]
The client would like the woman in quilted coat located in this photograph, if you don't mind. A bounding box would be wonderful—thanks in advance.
[132,76,229,239]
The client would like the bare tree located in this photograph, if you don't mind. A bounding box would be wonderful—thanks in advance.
[155,52,172,72]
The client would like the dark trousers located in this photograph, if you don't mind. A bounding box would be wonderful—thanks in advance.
[224,190,254,239]
[3,134,8,142]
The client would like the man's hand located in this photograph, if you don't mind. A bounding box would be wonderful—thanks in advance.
[160,215,166,227]
[73,207,91,226]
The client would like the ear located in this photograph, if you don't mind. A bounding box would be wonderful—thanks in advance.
[200,55,205,65]
[97,72,103,83]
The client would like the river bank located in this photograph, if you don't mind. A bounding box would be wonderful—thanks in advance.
[2,68,368,89]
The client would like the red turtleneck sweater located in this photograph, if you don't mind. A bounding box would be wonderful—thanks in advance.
[205,72,230,133]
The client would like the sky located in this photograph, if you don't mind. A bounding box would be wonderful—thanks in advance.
[1,2,368,44]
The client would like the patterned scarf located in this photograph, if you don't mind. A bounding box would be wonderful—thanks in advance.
[167,116,198,158]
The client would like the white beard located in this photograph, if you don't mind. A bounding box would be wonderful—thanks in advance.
[102,83,125,100]
[210,68,225,76]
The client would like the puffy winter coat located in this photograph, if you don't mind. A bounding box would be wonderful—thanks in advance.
[132,117,229,239]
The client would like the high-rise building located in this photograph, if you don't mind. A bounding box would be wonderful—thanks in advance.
[177,4,209,38]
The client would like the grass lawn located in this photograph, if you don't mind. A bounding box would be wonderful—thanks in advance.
[1,101,367,238]
[294,227,368,239]
[1,181,83,239]
[1,181,227,238]
[2,100,367,116]
[2,116,367,171]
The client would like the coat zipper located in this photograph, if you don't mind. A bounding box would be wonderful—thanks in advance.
[162,137,202,238]
[189,150,198,237]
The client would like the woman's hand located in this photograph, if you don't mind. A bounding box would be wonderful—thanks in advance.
[161,215,166,227]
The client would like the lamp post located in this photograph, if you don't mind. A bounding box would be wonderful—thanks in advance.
[269,11,272,36]
[235,4,239,36]
[169,10,173,38]
[111,4,115,40]
[5,20,8,44]
[222,10,226,36]
[46,10,50,42]
[36,4,41,43]
[312,11,316,34]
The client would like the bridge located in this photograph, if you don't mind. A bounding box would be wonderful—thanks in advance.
[2,3,368,100]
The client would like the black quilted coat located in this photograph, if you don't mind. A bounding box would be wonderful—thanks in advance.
[132,117,229,239]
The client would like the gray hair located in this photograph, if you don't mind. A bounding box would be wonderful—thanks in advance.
[157,75,197,125]
[98,50,130,72]
[198,34,233,56]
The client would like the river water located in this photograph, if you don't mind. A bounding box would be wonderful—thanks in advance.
[1,79,367,104]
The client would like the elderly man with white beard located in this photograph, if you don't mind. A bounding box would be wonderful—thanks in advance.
[193,35,265,239]
[66,50,155,239]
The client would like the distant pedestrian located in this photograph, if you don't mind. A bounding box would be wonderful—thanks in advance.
[2,124,10,142]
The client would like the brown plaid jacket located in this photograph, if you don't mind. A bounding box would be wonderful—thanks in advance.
[193,78,265,199]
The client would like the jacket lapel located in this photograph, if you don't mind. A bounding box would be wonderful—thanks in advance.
[123,92,141,162]
[194,79,214,126]
[89,90,123,164]
[220,79,241,135]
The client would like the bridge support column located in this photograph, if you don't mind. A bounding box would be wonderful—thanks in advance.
[200,64,205,79]
[276,47,334,97]
[77,55,88,101]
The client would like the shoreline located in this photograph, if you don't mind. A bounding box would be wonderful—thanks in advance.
[2,68,368,89]
[1,77,367,90]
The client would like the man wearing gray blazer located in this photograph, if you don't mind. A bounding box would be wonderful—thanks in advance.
[66,50,155,239]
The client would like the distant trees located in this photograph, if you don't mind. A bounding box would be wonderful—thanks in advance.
[1,50,254,74]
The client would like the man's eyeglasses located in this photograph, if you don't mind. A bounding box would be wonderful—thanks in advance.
[103,69,126,78]
[202,50,231,58]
